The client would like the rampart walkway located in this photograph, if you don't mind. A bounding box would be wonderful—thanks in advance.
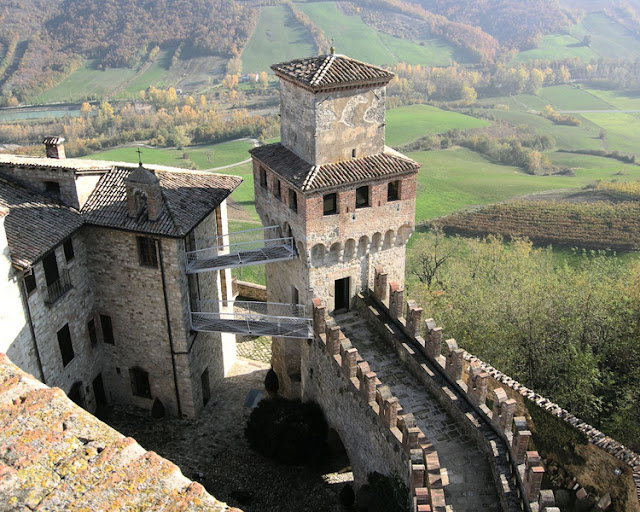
[334,310,501,512]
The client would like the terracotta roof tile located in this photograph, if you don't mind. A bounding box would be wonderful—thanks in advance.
[0,354,240,511]
[250,143,420,192]
[81,167,241,237]
[272,54,394,91]
[0,175,83,269]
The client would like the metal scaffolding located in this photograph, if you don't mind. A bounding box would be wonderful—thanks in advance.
[186,225,295,273]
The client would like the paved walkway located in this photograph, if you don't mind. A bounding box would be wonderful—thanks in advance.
[335,311,501,512]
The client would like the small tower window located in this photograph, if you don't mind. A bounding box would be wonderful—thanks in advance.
[356,186,370,209]
[63,239,74,262]
[23,272,36,295]
[388,180,400,201]
[101,314,114,344]
[352,148,357,158]
[323,193,337,215]
[289,189,298,212]
[57,324,75,367]
[260,167,268,188]
[137,236,158,268]
[88,318,98,348]
[274,180,281,200]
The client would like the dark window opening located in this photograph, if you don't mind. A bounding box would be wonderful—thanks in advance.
[323,193,337,215]
[356,186,370,209]
[274,180,281,200]
[24,272,36,295]
[44,181,61,200]
[68,381,84,408]
[93,374,107,407]
[43,251,60,286]
[335,277,350,312]
[388,180,400,201]
[352,148,357,158]
[137,237,158,268]
[100,314,114,345]
[88,318,98,348]
[57,324,75,367]
[63,239,74,262]
[201,368,211,406]
[129,367,151,398]
[289,189,298,212]
[259,167,267,188]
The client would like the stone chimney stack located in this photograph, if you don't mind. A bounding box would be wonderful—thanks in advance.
[43,137,66,159]
[125,164,164,221]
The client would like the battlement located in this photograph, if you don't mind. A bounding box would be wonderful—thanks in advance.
[309,298,449,512]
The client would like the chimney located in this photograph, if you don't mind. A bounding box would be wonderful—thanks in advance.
[43,137,66,159]
[125,164,164,221]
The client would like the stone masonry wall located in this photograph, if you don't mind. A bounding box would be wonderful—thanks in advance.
[24,229,103,412]
[303,299,449,511]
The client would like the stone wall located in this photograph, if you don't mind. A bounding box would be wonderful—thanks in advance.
[279,81,386,166]
[303,298,449,512]
[234,280,267,301]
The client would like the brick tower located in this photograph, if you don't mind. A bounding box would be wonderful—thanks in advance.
[250,52,420,397]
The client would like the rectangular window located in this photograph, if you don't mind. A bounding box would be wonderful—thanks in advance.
[289,189,298,212]
[274,180,281,200]
[323,193,337,215]
[388,180,400,201]
[201,368,210,406]
[63,238,75,262]
[57,324,75,367]
[24,272,36,295]
[352,148,357,158]
[42,251,60,286]
[44,181,61,201]
[137,237,158,268]
[101,314,114,345]
[88,318,98,348]
[259,167,267,188]
[356,186,370,209]
[129,367,151,398]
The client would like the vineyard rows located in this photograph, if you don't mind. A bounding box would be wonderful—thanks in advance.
[436,201,640,251]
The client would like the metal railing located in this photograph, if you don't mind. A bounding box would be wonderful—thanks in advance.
[186,225,295,273]
[45,269,72,304]
[191,299,312,339]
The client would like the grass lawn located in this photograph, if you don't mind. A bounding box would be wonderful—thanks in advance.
[35,61,137,103]
[486,109,603,150]
[228,220,266,284]
[80,146,191,168]
[583,88,640,111]
[386,105,489,147]
[513,34,598,63]
[298,2,396,65]
[570,13,640,60]
[408,147,640,222]
[215,162,259,222]
[581,113,640,155]
[241,5,316,75]
[122,49,173,96]
[187,140,254,169]
[378,33,465,66]
[538,85,613,111]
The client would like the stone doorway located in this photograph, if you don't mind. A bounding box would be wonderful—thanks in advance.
[334,277,350,312]
[93,374,107,407]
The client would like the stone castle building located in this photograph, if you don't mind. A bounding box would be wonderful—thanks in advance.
[251,52,420,396]
[0,143,241,419]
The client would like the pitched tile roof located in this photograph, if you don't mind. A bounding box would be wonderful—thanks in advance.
[271,54,394,92]
[250,143,420,192]
[0,353,242,512]
[81,167,242,237]
[0,175,83,269]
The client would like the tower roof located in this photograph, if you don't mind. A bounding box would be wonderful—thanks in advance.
[271,54,394,92]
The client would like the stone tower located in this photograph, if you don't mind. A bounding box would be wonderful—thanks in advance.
[250,53,420,397]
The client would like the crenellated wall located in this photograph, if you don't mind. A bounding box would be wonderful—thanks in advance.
[303,298,449,512]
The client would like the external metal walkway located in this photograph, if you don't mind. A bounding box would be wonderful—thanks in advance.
[191,300,312,339]
[186,225,295,274]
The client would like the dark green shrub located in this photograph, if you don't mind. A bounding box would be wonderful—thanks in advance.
[245,398,328,465]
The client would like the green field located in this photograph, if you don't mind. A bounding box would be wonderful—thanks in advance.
[409,147,640,222]
[123,49,174,95]
[220,162,259,222]
[241,5,316,74]
[581,113,640,154]
[82,139,254,170]
[583,88,640,111]
[570,13,640,60]
[35,61,137,103]
[386,105,489,147]
[538,85,613,111]
[513,34,599,63]
[378,33,468,66]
